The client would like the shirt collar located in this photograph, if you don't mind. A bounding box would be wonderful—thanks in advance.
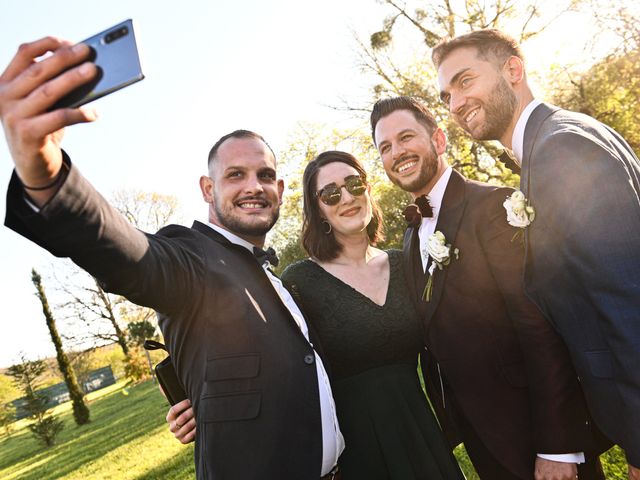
[512,99,542,165]
[206,221,256,253]
[427,166,452,220]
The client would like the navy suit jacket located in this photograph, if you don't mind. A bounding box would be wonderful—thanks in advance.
[521,103,640,466]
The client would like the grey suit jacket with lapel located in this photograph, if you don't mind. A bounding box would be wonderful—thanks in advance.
[5,154,324,479]
[403,170,605,478]
[521,102,640,465]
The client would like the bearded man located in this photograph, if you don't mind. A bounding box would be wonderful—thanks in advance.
[434,29,640,479]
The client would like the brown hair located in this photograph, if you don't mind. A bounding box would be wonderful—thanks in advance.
[370,96,438,144]
[207,129,276,168]
[431,29,524,69]
[302,151,384,261]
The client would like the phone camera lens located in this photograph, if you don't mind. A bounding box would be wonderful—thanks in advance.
[104,25,129,44]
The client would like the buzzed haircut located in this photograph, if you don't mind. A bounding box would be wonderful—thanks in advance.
[207,129,276,168]
[370,96,438,144]
[431,29,524,69]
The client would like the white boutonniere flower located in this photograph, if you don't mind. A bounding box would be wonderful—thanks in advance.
[423,231,459,302]
[503,190,535,241]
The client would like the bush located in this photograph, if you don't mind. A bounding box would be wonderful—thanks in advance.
[28,414,64,447]
[124,349,152,384]
[7,356,64,447]
[0,403,16,438]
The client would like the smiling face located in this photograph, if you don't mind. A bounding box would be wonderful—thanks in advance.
[199,136,284,245]
[374,109,447,196]
[315,161,372,241]
[437,46,518,144]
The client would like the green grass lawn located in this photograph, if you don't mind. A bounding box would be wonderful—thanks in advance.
[0,380,194,480]
[0,379,629,479]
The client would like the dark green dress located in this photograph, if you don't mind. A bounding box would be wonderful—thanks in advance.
[282,250,463,480]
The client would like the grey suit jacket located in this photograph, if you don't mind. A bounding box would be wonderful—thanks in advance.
[521,102,640,465]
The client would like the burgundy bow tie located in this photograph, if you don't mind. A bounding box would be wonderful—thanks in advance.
[403,195,433,228]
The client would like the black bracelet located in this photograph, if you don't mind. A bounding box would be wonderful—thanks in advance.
[21,164,67,191]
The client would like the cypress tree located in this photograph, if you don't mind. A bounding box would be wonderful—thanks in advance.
[31,269,90,425]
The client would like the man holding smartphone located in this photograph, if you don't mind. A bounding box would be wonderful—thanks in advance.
[0,37,343,480]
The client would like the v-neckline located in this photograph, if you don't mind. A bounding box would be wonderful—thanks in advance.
[308,252,393,308]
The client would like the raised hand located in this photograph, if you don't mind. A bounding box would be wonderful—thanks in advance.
[0,37,98,205]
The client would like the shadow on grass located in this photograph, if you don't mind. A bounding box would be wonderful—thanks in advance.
[133,447,196,480]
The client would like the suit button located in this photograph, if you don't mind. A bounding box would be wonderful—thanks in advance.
[304,354,315,365]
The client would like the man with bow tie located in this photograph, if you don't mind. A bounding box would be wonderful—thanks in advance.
[1,38,343,479]
[371,96,609,480]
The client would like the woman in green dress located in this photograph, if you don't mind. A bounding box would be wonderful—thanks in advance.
[280,150,462,479]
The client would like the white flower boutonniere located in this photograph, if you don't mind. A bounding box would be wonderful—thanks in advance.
[423,231,459,302]
[503,190,535,241]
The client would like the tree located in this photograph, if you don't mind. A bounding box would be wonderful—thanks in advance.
[128,319,158,347]
[549,3,640,155]
[7,355,64,447]
[32,269,90,426]
[346,0,586,186]
[58,276,132,357]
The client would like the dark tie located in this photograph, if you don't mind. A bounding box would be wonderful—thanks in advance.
[499,150,521,174]
[253,246,279,267]
[403,195,433,228]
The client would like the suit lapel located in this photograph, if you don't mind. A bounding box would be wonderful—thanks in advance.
[423,170,466,328]
[520,103,560,279]
[521,103,560,198]
[403,227,427,316]
[191,221,311,343]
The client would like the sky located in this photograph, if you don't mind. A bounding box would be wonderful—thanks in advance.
[0,0,633,368]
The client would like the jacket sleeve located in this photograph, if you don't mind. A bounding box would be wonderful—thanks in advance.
[5,152,204,316]
[530,130,640,462]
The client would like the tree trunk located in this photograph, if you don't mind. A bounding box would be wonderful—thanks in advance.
[94,279,130,357]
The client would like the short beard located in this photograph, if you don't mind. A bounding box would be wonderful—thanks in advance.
[213,202,279,238]
[389,142,439,193]
[471,76,517,141]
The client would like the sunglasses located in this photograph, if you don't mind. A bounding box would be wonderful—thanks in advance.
[316,175,367,206]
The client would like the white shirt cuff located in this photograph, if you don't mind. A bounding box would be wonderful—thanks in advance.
[537,452,585,463]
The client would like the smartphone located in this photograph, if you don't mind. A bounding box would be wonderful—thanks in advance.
[50,19,144,110]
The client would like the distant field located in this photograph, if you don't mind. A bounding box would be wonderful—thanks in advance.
[0,379,628,479]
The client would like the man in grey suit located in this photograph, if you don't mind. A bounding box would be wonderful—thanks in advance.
[432,29,640,479]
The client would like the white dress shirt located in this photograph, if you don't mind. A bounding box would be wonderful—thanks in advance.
[511,98,542,166]
[416,166,584,464]
[207,222,345,475]
[418,166,453,272]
